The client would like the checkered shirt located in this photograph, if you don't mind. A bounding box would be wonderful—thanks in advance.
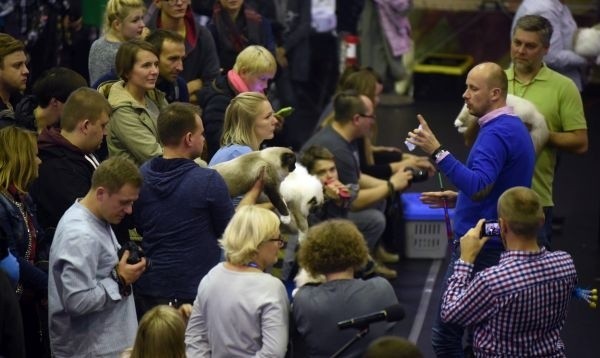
[441,248,577,357]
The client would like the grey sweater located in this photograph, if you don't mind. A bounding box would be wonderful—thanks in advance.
[88,36,121,85]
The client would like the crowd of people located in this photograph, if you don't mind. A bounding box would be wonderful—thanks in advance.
[0,0,592,357]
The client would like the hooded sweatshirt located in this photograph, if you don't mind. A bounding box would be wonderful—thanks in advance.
[29,127,99,233]
[133,157,234,299]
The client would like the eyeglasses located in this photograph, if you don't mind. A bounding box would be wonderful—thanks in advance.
[359,113,376,120]
[266,236,286,248]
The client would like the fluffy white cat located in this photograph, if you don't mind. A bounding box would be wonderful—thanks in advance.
[453,94,549,154]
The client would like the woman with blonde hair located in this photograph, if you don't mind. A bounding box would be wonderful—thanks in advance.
[103,39,168,166]
[89,0,147,85]
[0,126,49,356]
[185,205,289,357]
[123,305,186,358]
[208,91,278,165]
[200,45,277,160]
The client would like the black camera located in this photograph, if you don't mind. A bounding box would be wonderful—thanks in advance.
[404,167,429,183]
[480,220,500,238]
[118,241,147,266]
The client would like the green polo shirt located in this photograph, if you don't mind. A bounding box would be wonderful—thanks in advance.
[506,64,586,207]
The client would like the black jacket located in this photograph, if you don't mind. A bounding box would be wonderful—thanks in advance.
[0,94,36,131]
[29,128,97,234]
[198,74,237,160]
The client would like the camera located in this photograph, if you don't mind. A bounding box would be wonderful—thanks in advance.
[404,167,429,183]
[118,241,148,266]
[480,220,500,238]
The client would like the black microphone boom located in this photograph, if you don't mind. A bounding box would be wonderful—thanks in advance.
[337,304,405,330]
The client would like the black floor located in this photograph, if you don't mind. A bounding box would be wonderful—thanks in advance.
[374,88,600,357]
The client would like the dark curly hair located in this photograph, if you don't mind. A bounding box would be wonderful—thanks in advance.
[298,219,369,276]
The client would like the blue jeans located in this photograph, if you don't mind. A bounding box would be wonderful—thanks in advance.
[347,205,386,252]
[538,206,553,250]
[431,239,504,357]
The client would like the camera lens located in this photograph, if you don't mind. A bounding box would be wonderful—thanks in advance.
[404,167,429,183]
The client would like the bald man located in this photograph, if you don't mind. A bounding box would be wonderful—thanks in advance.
[406,62,537,356]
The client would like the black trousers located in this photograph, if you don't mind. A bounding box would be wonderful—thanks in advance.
[134,294,195,321]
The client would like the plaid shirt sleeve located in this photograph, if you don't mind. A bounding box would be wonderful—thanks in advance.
[440,259,497,326]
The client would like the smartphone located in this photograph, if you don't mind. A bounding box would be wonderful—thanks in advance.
[480,220,500,238]
[275,106,294,118]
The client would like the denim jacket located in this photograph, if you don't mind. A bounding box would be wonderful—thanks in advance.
[0,191,48,293]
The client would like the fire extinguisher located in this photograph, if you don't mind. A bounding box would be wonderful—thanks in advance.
[340,34,359,72]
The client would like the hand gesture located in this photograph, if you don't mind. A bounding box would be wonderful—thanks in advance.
[406,114,442,155]
[420,191,457,208]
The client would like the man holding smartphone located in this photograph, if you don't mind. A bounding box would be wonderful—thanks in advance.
[440,186,576,357]
[406,62,537,356]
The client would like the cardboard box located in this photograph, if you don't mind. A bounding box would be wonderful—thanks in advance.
[402,193,454,259]
[413,53,474,101]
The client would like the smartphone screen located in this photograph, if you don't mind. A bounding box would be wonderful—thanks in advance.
[481,220,500,237]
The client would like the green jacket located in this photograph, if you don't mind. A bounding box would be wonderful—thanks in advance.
[101,80,168,166]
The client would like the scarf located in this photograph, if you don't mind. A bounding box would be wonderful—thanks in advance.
[227,69,250,93]
[212,2,263,53]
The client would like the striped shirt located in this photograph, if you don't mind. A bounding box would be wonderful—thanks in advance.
[441,248,577,357]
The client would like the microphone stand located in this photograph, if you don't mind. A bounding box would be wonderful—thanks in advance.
[330,326,370,358]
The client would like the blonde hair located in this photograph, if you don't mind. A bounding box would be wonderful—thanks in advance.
[221,92,269,149]
[497,186,544,237]
[233,45,276,77]
[0,126,39,194]
[129,305,186,358]
[103,0,145,35]
[219,205,280,265]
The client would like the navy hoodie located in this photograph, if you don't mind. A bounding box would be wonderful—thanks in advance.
[133,157,234,299]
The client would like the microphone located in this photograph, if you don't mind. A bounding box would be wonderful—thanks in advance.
[337,304,405,330]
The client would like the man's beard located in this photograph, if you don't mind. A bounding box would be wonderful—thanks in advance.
[513,59,535,74]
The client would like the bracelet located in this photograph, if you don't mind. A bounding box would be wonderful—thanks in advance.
[387,181,395,198]
[434,149,450,164]
[430,146,444,161]
[431,146,450,164]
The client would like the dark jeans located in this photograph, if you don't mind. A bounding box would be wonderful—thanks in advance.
[134,294,194,321]
[431,239,504,357]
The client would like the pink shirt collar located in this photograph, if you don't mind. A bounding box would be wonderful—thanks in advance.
[477,105,514,127]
